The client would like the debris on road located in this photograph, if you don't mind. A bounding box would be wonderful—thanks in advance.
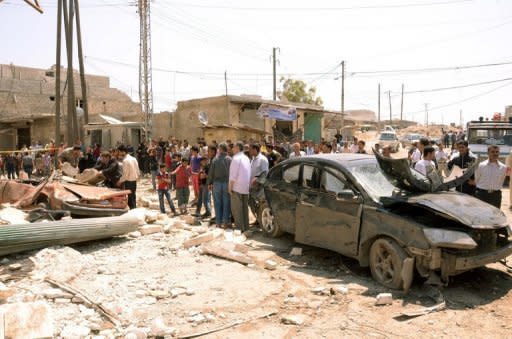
[264,259,278,270]
[290,247,303,256]
[281,314,306,325]
[0,301,54,339]
[375,293,393,306]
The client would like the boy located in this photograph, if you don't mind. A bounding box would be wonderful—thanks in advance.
[172,157,191,215]
[193,157,211,218]
[156,164,177,215]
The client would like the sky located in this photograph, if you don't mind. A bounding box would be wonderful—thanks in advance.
[1,0,512,125]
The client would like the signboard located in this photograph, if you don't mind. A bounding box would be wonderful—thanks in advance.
[257,104,297,121]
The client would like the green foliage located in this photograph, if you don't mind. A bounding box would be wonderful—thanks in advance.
[280,77,323,106]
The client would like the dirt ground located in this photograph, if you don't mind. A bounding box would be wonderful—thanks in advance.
[2,173,512,339]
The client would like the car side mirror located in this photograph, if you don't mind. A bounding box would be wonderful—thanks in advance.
[336,189,361,202]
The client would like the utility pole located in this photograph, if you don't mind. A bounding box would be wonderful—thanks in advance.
[63,0,77,144]
[387,90,392,124]
[400,83,404,126]
[272,47,279,101]
[74,0,88,125]
[341,60,345,129]
[377,83,381,130]
[425,103,429,126]
[138,0,154,142]
[459,109,463,127]
[55,0,62,160]
[225,71,230,125]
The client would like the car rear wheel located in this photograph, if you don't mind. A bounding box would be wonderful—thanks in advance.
[258,202,283,237]
[369,238,408,289]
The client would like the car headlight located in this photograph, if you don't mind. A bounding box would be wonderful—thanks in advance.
[423,228,477,250]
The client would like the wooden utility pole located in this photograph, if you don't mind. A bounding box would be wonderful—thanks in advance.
[377,83,381,130]
[63,0,78,144]
[225,70,230,125]
[425,103,429,126]
[387,90,392,124]
[459,109,463,127]
[400,83,404,125]
[341,60,345,129]
[272,47,277,100]
[55,0,62,158]
[74,0,88,125]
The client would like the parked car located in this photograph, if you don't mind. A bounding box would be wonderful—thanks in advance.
[378,132,400,152]
[400,133,422,149]
[251,153,512,290]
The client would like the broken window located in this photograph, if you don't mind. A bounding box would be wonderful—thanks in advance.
[282,165,299,185]
[321,170,346,195]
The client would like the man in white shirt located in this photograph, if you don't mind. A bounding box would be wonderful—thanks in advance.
[289,142,305,158]
[305,140,315,155]
[250,143,269,183]
[414,146,436,176]
[435,143,450,177]
[475,145,509,208]
[229,141,252,232]
[117,145,140,209]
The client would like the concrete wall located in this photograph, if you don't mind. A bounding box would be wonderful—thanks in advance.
[506,106,512,119]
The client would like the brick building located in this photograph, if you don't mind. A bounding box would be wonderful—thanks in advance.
[0,63,141,150]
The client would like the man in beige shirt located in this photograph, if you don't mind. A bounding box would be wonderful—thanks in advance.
[475,145,509,209]
[117,145,140,209]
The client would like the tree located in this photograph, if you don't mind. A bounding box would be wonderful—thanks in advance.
[280,77,323,106]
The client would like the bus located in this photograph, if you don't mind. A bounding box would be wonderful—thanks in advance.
[466,119,512,160]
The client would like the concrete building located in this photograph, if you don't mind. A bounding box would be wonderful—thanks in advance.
[152,95,375,144]
[506,105,512,119]
[0,63,141,150]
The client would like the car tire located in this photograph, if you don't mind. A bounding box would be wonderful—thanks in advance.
[369,237,409,289]
[258,202,283,238]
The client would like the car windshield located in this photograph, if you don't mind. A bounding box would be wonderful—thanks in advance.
[379,133,396,140]
[349,161,397,200]
[468,128,512,146]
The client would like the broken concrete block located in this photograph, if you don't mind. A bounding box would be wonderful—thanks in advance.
[145,211,158,223]
[149,290,169,299]
[311,286,327,295]
[170,288,186,298]
[125,208,148,225]
[264,259,277,270]
[40,288,73,299]
[334,285,349,295]
[281,314,306,325]
[181,214,199,225]
[149,203,160,211]
[0,282,13,301]
[128,231,142,238]
[54,297,72,304]
[1,301,53,338]
[124,327,148,339]
[290,247,303,256]
[139,224,163,236]
[163,224,172,234]
[62,162,79,177]
[375,293,393,306]
[188,313,206,324]
[8,263,22,271]
[31,247,94,283]
[183,231,219,249]
[61,325,91,338]
[150,317,175,337]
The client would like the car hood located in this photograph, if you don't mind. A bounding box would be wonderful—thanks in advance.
[373,149,477,193]
[382,191,508,229]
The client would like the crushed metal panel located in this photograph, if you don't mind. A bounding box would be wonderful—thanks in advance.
[423,228,477,249]
[373,150,477,193]
[0,181,36,205]
[61,183,131,200]
[407,192,508,229]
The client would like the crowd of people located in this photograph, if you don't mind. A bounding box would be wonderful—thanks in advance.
[1,130,510,231]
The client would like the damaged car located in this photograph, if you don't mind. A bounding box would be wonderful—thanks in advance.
[252,153,512,290]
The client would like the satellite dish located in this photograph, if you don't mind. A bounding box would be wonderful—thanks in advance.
[198,111,208,125]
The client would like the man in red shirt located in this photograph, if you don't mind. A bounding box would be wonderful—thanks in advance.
[157,164,177,215]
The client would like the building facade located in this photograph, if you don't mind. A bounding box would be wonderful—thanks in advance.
[0,63,141,150]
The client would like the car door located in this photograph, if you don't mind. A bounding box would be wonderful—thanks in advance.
[296,165,362,257]
[265,163,300,234]
[295,163,322,245]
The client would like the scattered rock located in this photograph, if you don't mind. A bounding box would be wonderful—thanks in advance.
[128,231,142,238]
[8,263,22,271]
[40,288,73,299]
[281,314,306,326]
[135,290,148,298]
[145,211,159,223]
[185,288,195,296]
[60,325,91,338]
[139,224,163,236]
[375,293,393,306]
[54,297,72,304]
[1,301,54,338]
[264,259,278,270]
[124,327,147,339]
[181,214,199,225]
[183,231,221,249]
[334,285,349,295]
[150,290,170,299]
[290,247,303,256]
[0,282,14,300]
[31,247,94,283]
[0,258,9,264]
[170,288,186,298]
[163,224,172,234]
[188,313,206,324]
[150,317,176,337]
[311,286,327,295]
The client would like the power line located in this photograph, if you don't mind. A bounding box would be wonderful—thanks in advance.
[405,81,512,115]
[166,0,471,11]
[392,76,512,95]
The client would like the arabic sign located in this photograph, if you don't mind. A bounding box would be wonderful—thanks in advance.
[257,104,297,121]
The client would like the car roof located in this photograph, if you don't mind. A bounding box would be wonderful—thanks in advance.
[281,153,375,167]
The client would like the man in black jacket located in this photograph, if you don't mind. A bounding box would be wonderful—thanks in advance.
[95,151,122,188]
[447,140,476,195]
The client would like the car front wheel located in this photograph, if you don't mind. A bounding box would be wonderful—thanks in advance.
[258,202,283,237]
[369,237,409,289]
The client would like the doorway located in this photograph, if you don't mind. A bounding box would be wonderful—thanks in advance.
[17,128,31,149]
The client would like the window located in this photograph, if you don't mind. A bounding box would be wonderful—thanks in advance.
[282,165,300,184]
[321,171,346,195]
[302,165,320,189]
